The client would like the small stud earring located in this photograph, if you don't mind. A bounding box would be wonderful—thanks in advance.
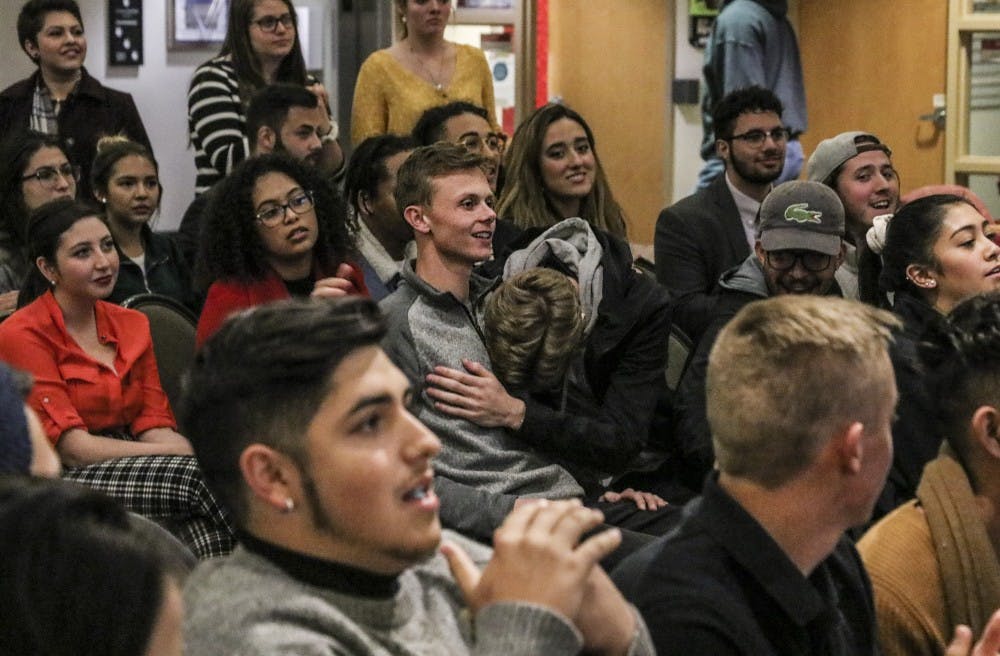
[925,280,937,288]
[48,279,55,287]
[283,498,295,513]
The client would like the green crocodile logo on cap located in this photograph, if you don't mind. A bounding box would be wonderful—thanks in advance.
[784,203,822,224]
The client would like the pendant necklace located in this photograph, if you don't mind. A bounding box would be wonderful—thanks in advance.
[409,44,448,97]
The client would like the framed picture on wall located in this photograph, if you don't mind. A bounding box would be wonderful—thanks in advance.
[168,0,229,50]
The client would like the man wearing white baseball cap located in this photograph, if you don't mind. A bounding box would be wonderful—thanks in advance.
[808,131,900,299]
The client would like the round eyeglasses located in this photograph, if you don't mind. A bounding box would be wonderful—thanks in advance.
[458,132,506,155]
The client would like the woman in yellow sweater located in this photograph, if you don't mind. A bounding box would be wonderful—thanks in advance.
[350,0,497,144]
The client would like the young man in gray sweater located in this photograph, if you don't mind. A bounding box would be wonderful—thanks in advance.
[379,144,677,553]
[180,297,652,655]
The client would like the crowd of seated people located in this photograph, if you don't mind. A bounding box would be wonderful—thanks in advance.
[5,0,1000,653]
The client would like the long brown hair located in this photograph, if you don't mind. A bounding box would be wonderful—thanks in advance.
[497,103,627,239]
[219,0,308,102]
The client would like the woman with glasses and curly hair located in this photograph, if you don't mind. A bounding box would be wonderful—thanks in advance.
[195,154,367,346]
[497,103,627,245]
[0,131,77,314]
[187,0,342,195]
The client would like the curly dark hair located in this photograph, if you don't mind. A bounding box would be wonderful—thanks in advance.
[196,154,355,287]
[920,290,1000,470]
[711,86,784,140]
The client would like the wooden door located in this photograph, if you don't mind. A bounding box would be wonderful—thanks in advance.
[797,0,947,193]
[547,0,671,245]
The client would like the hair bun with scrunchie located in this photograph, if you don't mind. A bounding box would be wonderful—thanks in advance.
[866,213,894,255]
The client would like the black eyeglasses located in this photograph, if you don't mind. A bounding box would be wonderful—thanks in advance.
[21,163,81,187]
[727,127,789,148]
[458,132,506,154]
[255,190,314,227]
[252,13,294,32]
[766,250,833,273]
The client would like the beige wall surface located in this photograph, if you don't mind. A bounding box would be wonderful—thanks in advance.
[547,0,671,246]
[799,0,946,193]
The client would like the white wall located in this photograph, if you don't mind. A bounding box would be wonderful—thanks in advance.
[669,1,799,205]
[0,1,333,232]
[671,1,704,203]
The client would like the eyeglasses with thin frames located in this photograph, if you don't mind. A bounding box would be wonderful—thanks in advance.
[765,250,832,273]
[458,132,506,155]
[255,190,314,227]
[21,163,81,187]
[726,127,789,148]
[252,13,294,33]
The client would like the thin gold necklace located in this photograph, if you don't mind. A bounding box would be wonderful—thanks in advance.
[409,44,448,96]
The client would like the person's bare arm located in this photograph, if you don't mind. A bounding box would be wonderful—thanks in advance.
[57,427,192,467]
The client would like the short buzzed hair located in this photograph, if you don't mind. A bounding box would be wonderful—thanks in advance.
[394,142,486,218]
[246,83,319,151]
[181,298,385,526]
[412,101,490,146]
[18,0,82,59]
[708,295,899,487]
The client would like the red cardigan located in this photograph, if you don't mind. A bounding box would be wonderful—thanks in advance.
[196,263,369,348]
[0,292,176,444]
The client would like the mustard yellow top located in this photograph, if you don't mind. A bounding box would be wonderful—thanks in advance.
[350,44,498,145]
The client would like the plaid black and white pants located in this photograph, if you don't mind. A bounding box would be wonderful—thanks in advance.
[63,454,236,559]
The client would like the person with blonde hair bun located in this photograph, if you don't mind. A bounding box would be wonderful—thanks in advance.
[497,103,627,248]
[484,267,584,394]
[441,217,676,502]
[350,0,498,145]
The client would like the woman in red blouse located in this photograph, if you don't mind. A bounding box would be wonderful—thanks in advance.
[0,198,234,558]
[195,153,367,346]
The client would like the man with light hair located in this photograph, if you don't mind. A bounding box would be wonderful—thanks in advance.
[614,294,899,655]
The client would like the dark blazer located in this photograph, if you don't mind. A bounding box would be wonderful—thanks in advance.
[0,68,151,201]
[654,173,749,341]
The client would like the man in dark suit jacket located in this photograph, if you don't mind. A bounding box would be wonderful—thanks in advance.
[655,86,787,341]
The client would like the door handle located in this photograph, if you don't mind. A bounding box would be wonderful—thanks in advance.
[919,106,946,129]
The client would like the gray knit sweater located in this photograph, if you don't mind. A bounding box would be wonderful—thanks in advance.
[183,531,654,655]
[379,262,584,539]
